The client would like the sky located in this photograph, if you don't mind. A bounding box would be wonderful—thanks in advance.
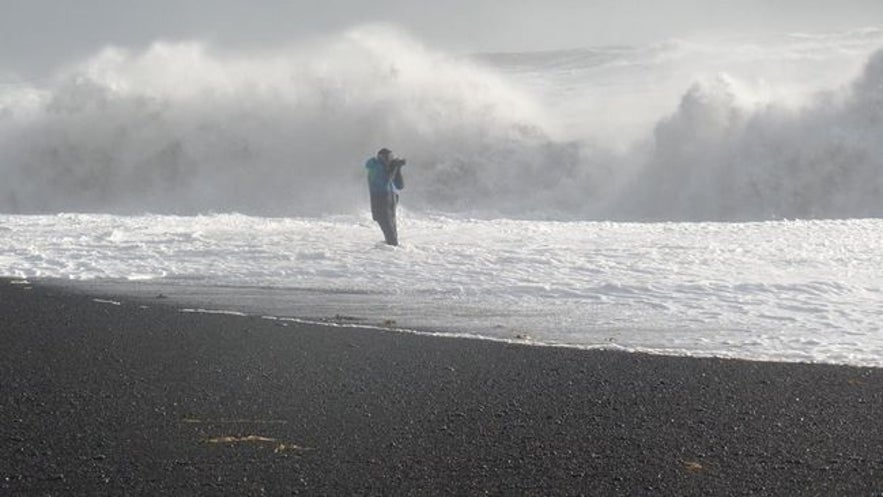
[2,0,883,77]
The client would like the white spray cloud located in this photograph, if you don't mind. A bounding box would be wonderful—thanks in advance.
[1,26,882,220]
[614,50,883,220]
[0,26,550,215]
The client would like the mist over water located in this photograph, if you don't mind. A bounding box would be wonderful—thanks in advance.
[2,25,883,220]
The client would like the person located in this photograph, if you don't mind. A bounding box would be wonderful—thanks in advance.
[365,148,405,246]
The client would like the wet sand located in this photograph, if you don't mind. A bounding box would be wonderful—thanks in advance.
[1,278,881,495]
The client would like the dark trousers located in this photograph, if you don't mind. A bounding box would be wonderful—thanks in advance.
[370,193,398,246]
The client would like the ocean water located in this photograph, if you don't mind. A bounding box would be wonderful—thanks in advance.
[3,213,881,367]
[2,26,882,366]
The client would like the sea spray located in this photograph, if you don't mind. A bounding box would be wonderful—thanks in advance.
[0,26,552,216]
[616,51,883,220]
[1,26,883,220]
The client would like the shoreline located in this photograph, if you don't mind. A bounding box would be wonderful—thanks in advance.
[29,276,883,369]
[1,278,881,495]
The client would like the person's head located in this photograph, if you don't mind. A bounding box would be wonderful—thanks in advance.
[377,148,392,164]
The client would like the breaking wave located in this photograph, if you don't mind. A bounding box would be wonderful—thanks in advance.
[1,25,883,220]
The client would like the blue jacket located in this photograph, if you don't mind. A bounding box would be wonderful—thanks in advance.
[365,157,404,196]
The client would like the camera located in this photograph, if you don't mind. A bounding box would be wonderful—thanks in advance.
[390,157,406,168]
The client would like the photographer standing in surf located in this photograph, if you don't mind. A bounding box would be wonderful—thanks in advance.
[365,147,405,246]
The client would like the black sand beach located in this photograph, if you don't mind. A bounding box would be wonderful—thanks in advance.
[1,279,881,496]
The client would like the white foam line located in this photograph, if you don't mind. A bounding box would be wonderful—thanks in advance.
[261,315,846,367]
[266,315,619,351]
[9,280,31,285]
[93,298,122,306]
[184,309,856,366]
[180,308,249,317]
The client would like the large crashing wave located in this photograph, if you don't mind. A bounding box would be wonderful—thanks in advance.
[1,26,882,220]
[0,26,556,216]
[617,52,883,220]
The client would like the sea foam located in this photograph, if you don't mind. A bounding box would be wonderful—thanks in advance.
[2,213,881,367]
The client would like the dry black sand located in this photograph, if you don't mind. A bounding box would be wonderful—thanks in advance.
[1,279,881,496]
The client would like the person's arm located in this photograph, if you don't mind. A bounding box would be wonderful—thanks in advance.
[392,165,404,190]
